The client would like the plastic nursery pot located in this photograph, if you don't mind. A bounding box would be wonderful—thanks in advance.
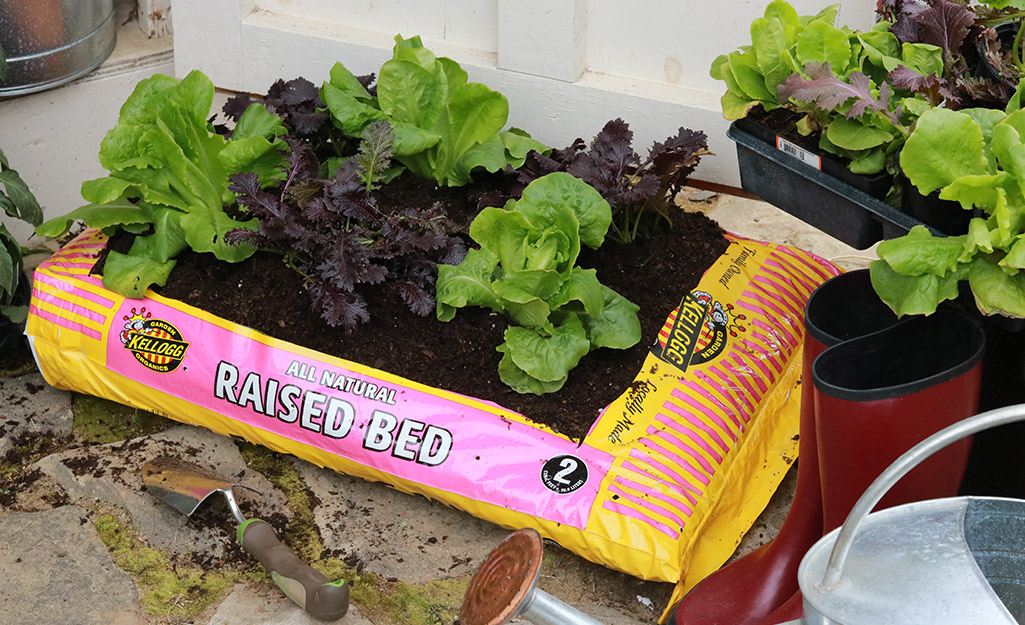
[960,314,1025,500]
[973,21,1020,82]
[898,172,974,237]
[0,271,31,360]
[727,121,934,250]
[734,117,892,199]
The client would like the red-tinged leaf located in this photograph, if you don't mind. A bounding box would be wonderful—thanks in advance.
[915,0,973,58]
[308,282,370,332]
[356,73,377,96]
[278,77,319,106]
[649,128,709,193]
[889,0,928,43]
[222,94,255,123]
[396,280,435,316]
[779,63,892,121]
[888,64,941,91]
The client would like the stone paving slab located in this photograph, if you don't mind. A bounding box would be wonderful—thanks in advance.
[0,505,146,625]
[0,372,73,455]
[34,425,288,561]
[298,459,510,584]
[202,583,374,625]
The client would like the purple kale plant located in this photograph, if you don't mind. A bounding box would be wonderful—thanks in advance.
[518,119,710,243]
[879,0,1019,109]
[227,134,466,333]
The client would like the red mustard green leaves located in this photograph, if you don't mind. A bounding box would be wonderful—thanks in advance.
[228,135,466,332]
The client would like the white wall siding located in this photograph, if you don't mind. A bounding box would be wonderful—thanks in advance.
[172,0,871,186]
[255,0,500,52]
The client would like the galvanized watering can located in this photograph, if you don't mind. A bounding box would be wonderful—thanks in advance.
[0,0,116,97]
[790,403,1025,625]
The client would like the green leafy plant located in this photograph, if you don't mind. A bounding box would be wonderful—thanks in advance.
[713,0,944,174]
[776,58,929,175]
[435,173,641,394]
[708,0,843,120]
[355,120,402,191]
[36,70,289,297]
[0,148,43,322]
[320,34,548,187]
[881,0,1014,108]
[870,94,1025,317]
[516,119,711,244]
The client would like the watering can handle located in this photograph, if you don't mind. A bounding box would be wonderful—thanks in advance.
[821,403,1025,589]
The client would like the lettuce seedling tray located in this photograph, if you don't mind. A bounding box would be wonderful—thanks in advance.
[727,121,938,249]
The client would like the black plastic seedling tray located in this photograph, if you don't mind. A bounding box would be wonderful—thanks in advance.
[727,121,937,249]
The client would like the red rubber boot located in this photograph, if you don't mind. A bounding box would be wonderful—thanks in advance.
[671,270,898,625]
[812,307,984,531]
[753,307,986,625]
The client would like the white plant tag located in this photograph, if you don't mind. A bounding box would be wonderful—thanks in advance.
[775,136,822,170]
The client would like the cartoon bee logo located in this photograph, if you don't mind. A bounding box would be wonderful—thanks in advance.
[120,307,153,346]
[653,290,747,370]
[120,307,190,373]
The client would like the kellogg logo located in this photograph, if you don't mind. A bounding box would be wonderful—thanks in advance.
[651,290,747,371]
[120,307,190,373]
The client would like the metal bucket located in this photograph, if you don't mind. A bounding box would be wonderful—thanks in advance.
[795,404,1025,625]
[0,0,116,97]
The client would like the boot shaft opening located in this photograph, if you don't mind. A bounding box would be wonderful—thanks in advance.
[813,309,986,402]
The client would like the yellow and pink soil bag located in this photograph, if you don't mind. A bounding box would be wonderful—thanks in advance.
[26,229,839,608]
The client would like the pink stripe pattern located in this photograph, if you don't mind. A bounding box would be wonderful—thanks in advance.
[34,273,116,308]
[602,500,680,539]
[609,481,691,525]
[29,305,102,340]
[624,458,701,504]
[670,389,738,443]
[32,289,108,324]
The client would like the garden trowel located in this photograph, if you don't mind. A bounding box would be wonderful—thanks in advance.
[142,455,349,621]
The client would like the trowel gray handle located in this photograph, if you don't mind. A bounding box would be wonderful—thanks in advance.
[239,519,350,621]
[822,403,1025,589]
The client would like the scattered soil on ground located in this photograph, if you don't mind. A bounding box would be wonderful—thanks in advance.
[120,173,729,440]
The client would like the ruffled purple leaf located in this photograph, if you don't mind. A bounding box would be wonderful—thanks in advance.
[779,63,894,120]
[915,0,974,59]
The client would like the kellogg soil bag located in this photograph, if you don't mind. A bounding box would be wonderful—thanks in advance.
[26,229,840,606]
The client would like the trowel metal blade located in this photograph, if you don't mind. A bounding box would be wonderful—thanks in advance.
[141,455,235,517]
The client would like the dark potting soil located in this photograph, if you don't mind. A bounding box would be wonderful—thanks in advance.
[743,106,823,155]
[126,173,729,441]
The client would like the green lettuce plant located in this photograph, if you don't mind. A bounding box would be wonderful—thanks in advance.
[435,173,641,394]
[712,0,944,174]
[870,92,1025,317]
[36,70,288,297]
[709,0,843,120]
[320,35,548,187]
[1,148,43,323]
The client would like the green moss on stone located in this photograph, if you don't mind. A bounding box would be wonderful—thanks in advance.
[236,442,473,625]
[92,508,236,619]
[237,442,322,562]
[348,572,468,625]
[72,393,172,444]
